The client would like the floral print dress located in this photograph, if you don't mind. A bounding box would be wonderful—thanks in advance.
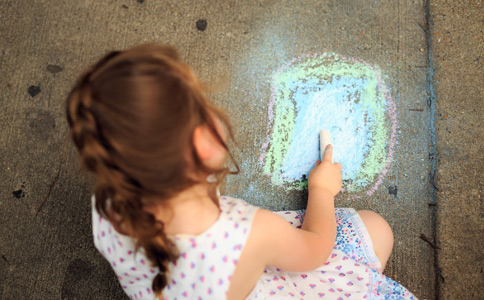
[92,195,417,300]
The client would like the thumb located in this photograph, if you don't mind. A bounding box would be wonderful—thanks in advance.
[322,144,333,163]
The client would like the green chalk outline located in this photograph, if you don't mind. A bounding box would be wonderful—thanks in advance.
[264,53,389,191]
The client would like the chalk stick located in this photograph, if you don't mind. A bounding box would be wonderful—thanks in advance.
[320,130,333,163]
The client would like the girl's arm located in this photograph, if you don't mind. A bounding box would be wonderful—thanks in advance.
[252,145,342,272]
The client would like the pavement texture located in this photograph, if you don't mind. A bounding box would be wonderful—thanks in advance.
[431,1,484,299]
[0,1,481,300]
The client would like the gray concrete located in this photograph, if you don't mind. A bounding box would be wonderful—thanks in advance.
[0,1,481,299]
[431,1,484,299]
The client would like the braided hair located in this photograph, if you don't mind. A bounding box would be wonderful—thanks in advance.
[65,44,238,298]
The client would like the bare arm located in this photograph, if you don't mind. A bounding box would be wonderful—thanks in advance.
[252,145,342,271]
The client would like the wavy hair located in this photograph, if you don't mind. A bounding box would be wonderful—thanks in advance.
[65,44,238,298]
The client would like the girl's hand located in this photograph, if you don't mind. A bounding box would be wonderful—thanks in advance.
[308,145,342,196]
[245,144,342,276]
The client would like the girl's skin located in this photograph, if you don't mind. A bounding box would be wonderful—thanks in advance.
[145,118,394,300]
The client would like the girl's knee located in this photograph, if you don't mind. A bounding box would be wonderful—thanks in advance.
[357,210,394,271]
[357,210,393,240]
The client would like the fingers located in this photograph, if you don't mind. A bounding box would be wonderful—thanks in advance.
[318,148,342,170]
[322,144,333,163]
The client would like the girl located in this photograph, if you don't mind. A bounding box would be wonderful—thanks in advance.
[66,44,417,300]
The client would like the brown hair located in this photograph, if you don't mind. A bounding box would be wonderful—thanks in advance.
[65,44,238,298]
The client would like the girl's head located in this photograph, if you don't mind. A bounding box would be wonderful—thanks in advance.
[65,44,237,296]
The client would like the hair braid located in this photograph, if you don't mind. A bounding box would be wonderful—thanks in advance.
[67,44,239,299]
[66,59,178,298]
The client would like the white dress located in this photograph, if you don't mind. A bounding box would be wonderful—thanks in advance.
[91,195,417,300]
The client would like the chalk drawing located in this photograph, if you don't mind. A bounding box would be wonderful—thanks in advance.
[260,53,397,197]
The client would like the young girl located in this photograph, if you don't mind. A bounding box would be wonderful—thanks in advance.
[66,44,417,300]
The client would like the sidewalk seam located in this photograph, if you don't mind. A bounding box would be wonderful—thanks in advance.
[424,0,440,299]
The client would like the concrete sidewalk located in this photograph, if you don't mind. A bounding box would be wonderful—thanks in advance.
[0,1,482,299]
[431,1,484,299]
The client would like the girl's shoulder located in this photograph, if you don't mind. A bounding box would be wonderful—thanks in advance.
[216,196,260,230]
[218,195,259,215]
[170,196,259,241]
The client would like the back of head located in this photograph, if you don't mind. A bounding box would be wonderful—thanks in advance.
[65,44,237,297]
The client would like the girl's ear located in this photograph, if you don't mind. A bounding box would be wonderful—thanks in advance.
[193,121,227,170]
[193,125,212,161]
